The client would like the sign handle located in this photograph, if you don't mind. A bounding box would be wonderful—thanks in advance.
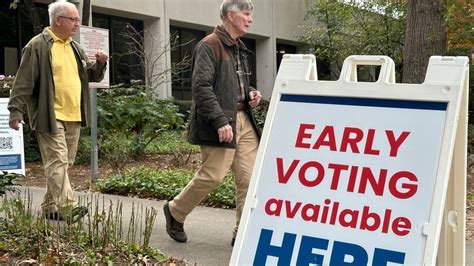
[339,55,396,83]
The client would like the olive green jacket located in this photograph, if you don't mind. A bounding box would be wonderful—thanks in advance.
[8,27,106,133]
[187,25,261,148]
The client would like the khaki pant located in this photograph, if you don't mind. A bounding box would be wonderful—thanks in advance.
[170,111,259,238]
[37,120,81,214]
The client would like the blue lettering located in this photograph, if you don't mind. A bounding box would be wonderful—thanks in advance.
[252,230,406,265]
[330,241,368,265]
[253,228,296,265]
[296,235,328,266]
[373,248,405,265]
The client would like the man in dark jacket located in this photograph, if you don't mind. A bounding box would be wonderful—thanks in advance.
[164,0,261,246]
[8,1,107,223]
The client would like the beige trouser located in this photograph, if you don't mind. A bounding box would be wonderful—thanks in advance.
[169,111,259,238]
[37,120,81,214]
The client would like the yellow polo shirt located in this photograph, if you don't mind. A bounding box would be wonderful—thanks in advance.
[48,28,81,122]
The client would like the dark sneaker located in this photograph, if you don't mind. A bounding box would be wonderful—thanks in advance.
[163,202,187,242]
[44,206,88,224]
[44,211,63,221]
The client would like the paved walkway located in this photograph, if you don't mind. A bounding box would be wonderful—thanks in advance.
[7,187,474,265]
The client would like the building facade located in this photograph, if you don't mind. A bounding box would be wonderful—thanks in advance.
[1,0,314,99]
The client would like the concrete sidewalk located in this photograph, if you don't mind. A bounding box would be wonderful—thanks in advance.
[8,187,474,265]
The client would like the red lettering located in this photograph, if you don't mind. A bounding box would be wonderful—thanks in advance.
[301,204,320,222]
[364,129,380,155]
[358,167,387,196]
[285,200,302,218]
[265,198,282,216]
[389,171,418,199]
[276,158,300,184]
[298,161,325,187]
[381,209,392,233]
[321,199,331,223]
[328,163,349,190]
[360,206,381,232]
[386,130,410,157]
[339,209,358,228]
[295,123,315,148]
[313,125,337,151]
[392,217,412,236]
[340,127,363,153]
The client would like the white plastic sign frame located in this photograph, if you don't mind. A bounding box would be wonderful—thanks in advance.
[230,55,469,265]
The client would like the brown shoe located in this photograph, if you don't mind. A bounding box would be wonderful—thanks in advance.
[163,202,187,242]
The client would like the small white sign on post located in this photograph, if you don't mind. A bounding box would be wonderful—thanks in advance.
[231,55,469,265]
[0,98,25,175]
[78,25,110,88]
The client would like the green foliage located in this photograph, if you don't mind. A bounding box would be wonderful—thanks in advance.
[252,99,270,131]
[146,130,198,154]
[74,130,92,165]
[97,166,236,208]
[0,75,14,97]
[0,171,23,197]
[300,1,406,81]
[146,130,199,167]
[0,192,170,264]
[468,124,474,153]
[97,81,185,161]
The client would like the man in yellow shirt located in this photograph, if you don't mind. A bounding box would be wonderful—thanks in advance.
[8,1,108,222]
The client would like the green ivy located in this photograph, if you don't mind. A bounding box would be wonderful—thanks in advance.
[96,166,236,208]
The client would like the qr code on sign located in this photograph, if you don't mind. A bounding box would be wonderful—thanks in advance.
[0,137,13,150]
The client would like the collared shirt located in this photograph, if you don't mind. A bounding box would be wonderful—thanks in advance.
[48,27,81,122]
[235,44,246,103]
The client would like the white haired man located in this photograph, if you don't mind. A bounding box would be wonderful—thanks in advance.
[8,0,108,223]
[164,0,261,246]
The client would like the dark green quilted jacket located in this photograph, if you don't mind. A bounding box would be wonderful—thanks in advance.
[187,25,261,148]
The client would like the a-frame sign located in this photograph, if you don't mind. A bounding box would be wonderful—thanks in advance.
[231,55,469,265]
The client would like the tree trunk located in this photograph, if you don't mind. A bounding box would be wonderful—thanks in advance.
[82,0,91,26]
[24,0,41,34]
[402,0,446,83]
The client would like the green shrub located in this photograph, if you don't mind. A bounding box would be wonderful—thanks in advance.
[96,166,236,208]
[97,81,185,160]
[0,192,170,264]
[252,99,270,131]
[0,171,23,197]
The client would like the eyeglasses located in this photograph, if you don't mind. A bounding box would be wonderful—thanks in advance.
[59,16,81,23]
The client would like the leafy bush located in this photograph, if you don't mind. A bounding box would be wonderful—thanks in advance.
[97,81,185,161]
[74,130,92,165]
[252,99,270,131]
[0,75,14,97]
[96,166,236,208]
[146,130,200,167]
[0,171,23,197]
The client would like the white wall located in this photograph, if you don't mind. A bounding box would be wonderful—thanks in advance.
[88,0,311,99]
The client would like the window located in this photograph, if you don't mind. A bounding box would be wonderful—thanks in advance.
[276,43,296,71]
[92,13,144,85]
[170,26,205,100]
[170,27,257,100]
[0,2,48,75]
